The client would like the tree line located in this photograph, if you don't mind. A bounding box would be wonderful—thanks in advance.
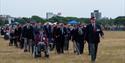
[0,15,125,27]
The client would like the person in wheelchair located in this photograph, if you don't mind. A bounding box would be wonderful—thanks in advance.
[33,30,49,58]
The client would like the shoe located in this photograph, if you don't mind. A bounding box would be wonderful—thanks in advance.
[24,49,28,52]
[91,60,96,63]
[74,50,76,53]
[45,55,49,58]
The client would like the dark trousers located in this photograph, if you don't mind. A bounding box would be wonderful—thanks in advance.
[64,39,69,51]
[88,42,91,55]
[9,38,17,47]
[88,42,98,61]
[24,38,33,52]
[76,40,84,54]
[56,37,64,54]
[15,37,19,47]
[20,38,24,49]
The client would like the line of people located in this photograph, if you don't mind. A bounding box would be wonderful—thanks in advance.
[0,17,104,63]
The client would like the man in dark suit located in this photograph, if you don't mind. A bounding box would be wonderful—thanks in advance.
[17,25,23,49]
[53,24,62,54]
[64,24,71,51]
[77,25,86,54]
[53,25,59,53]
[70,25,77,53]
[44,24,53,44]
[54,24,66,54]
[59,24,67,54]
[73,25,86,55]
[85,17,104,63]
[22,22,34,52]
[9,27,16,46]
[14,25,20,48]
[26,23,34,52]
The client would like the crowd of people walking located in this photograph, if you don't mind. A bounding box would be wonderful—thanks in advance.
[0,17,104,63]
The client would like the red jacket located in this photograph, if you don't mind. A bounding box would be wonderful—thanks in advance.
[34,33,48,45]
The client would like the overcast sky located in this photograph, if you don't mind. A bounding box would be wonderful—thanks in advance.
[0,0,125,18]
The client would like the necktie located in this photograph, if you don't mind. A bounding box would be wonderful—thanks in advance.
[93,24,96,32]
[62,28,63,34]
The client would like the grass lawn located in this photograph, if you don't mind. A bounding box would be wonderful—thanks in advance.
[0,31,125,63]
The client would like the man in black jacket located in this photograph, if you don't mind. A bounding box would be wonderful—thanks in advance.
[64,24,71,51]
[22,22,34,52]
[54,24,66,54]
[9,27,16,46]
[73,25,86,55]
[85,17,104,63]
[53,24,62,54]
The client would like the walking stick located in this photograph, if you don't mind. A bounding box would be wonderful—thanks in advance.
[74,41,83,63]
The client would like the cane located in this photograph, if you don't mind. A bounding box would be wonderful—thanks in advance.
[74,42,80,55]
[74,41,83,63]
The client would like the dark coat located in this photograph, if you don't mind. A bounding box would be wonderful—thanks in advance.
[72,27,85,42]
[44,25,52,38]
[85,24,104,43]
[22,26,34,39]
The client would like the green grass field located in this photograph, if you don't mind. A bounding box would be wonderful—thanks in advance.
[0,31,125,63]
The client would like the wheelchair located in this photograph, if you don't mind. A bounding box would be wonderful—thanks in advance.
[33,42,50,58]
[4,32,10,40]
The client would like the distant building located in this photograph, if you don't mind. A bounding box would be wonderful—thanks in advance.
[91,10,102,20]
[57,12,61,16]
[46,12,61,19]
[0,15,14,24]
[46,12,55,19]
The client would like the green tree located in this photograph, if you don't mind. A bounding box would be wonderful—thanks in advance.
[31,15,46,23]
[114,16,125,26]
[14,18,26,24]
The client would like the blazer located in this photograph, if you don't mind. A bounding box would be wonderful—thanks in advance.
[85,24,104,43]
